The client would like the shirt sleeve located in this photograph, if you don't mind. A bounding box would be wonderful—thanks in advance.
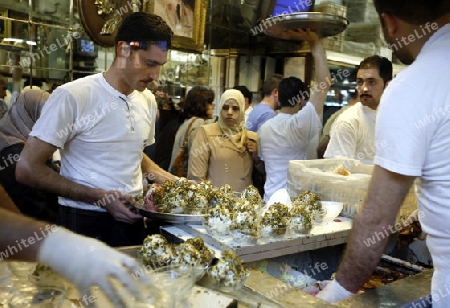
[143,90,158,147]
[324,116,357,159]
[187,126,210,182]
[29,88,78,149]
[290,102,322,144]
[374,79,428,176]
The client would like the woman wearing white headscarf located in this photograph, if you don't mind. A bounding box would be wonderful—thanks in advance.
[188,89,259,192]
[0,89,60,222]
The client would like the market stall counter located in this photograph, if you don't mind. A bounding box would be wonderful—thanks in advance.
[162,217,352,263]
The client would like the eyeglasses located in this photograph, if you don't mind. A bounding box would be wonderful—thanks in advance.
[222,105,240,112]
[128,41,169,51]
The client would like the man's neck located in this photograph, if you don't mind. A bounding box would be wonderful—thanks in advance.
[103,68,133,95]
[280,105,301,115]
[260,96,276,110]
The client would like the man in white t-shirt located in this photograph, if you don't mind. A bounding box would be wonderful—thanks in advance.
[324,55,393,164]
[259,29,329,201]
[317,1,450,305]
[16,12,178,247]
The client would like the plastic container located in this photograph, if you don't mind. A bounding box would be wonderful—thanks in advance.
[199,271,249,292]
[260,226,288,239]
[9,285,65,308]
[230,229,258,245]
[287,158,418,224]
[289,218,312,235]
[321,201,344,219]
[311,208,327,224]
[150,265,196,306]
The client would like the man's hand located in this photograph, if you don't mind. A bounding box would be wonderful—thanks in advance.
[398,210,426,244]
[38,228,153,308]
[281,27,319,42]
[98,190,142,224]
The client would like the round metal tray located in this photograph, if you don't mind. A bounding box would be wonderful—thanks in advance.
[263,12,349,39]
[139,209,204,224]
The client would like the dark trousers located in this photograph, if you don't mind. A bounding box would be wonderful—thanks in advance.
[0,144,60,223]
[56,205,146,247]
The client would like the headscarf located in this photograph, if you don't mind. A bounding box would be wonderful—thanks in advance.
[0,89,49,152]
[217,89,247,152]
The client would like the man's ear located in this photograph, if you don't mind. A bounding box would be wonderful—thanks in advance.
[117,41,130,57]
[381,13,398,37]
[272,88,278,97]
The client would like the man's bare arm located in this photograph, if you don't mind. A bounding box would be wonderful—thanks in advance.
[0,189,46,261]
[0,185,21,214]
[308,35,331,116]
[16,137,105,204]
[335,165,416,292]
[17,137,141,222]
[141,153,178,183]
[281,28,330,116]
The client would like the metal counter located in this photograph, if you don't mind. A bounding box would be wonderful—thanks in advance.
[336,270,432,308]
[119,245,432,307]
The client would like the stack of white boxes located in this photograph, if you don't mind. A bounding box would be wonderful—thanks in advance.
[314,1,347,53]
[342,0,392,59]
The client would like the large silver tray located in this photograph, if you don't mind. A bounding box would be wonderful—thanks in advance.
[139,208,204,224]
[263,12,349,39]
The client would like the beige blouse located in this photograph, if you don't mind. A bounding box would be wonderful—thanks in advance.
[187,122,257,192]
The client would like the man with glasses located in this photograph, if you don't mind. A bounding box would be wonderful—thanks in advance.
[16,12,178,247]
[324,55,393,164]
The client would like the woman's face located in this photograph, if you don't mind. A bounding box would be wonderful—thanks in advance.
[220,98,241,127]
[206,103,214,119]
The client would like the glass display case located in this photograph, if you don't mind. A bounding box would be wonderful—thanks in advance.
[0,0,76,88]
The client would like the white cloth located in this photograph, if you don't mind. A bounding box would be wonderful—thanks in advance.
[30,73,157,211]
[374,24,450,308]
[324,102,377,164]
[244,105,253,125]
[259,102,321,201]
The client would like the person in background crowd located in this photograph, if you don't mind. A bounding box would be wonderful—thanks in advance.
[188,89,258,192]
[169,86,215,176]
[246,73,282,133]
[16,12,177,247]
[259,29,329,201]
[317,1,450,305]
[0,90,60,222]
[233,85,253,124]
[0,74,9,119]
[151,90,182,171]
[316,90,358,158]
[0,186,151,307]
[323,55,393,164]
[22,78,43,93]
